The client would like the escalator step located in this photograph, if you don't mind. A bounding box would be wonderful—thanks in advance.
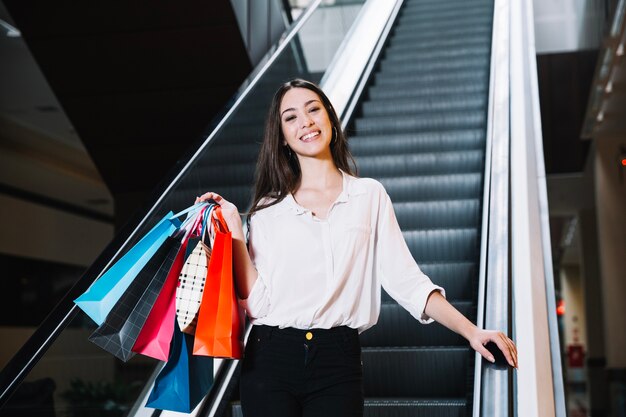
[360,301,472,347]
[349,129,485,154]
[384,45,490,63]
[229,398,467,417]
[356,151,484,177]
[374,69,487,88]
[400,5,492,23]
[404,228,479,262]
[394,199,481,230]
[378,173,483,202]
[379,55,489,76]
[381,262,477,302]
[367,82,487,101]
[363,398,467,417]
[362,347,468,397]
[419,262,477,300]
[387,33,490,52]
[203,143,261,164]
[402,0,491,13]
[392,18,491,36]
[390,26,491,45]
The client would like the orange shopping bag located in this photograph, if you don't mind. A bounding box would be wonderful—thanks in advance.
[193,207,244,359]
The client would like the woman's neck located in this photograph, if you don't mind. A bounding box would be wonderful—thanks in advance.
[296,157,341,192]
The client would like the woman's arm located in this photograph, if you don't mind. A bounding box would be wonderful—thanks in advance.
[195,192,258,299]
[424,291,518,368]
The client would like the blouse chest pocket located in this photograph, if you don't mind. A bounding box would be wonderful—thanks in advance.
[336,223,372,254]
[341,223,372,235]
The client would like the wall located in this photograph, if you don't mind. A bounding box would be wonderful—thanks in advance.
[533,0,604,53]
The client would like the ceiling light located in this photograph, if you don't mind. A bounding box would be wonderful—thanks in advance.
[0,19,21,38]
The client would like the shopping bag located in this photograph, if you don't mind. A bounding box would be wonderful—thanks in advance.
[176,205,215,335]
[88,234,182,362]
[75,212,180,325]
[193,207,244,359]
[146,321,214,413]
[132,205,210,360]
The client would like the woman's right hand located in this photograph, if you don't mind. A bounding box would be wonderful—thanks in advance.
[195,192,244,240]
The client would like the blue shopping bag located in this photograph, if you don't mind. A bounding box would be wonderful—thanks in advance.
[146,320,214,413]
[74,206,203,325]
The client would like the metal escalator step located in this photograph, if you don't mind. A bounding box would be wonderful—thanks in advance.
[361,95,485,117]
[390,25,491,44]
[356,151,484,177]
[349,129,485,154]
[400,5,492,23]
[420,262,477,300]
[394,199,481,230]
[402,0,491,14]
[360,301,472,347]
[381,261,476,302]
[404,228,479,262]
[378,174,483,202]
[214,125,263,143]
[374,69,487,88]
[363,347,469,397]
[228,398,468,417]
[379,55,489,76]
[384,45,490,63]
[195,161,256,186]
[202,143,260,164]
[381,262,478,303]
[388,33,490,52]
[393,17,491,36]
[368,83,487,101]
[364,398,467,417]
[354,110,486,133]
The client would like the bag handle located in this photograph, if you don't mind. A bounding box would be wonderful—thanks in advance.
[211,206,230,234]
[171,202,206,220]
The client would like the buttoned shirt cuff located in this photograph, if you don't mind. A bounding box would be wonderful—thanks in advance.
[416,285,446,324]
[238,274,270,319]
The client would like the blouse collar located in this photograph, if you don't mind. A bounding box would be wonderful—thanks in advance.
[274,169,366,217]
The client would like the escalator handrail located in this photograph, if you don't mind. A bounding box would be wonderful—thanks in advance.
[0,0,324,407]
[332,0,405,127]
[472,0,512,414]
[509,0,566,415]
[319,0,403,121]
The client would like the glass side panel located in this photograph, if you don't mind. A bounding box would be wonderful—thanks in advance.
[1,1,366,416]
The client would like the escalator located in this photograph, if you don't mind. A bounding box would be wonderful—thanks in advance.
[1,0,539,416]
[352,0,491,414]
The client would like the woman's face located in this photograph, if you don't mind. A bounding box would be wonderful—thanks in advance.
[279,87,333,160]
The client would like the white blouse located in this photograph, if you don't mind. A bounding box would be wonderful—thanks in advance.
[239,170,444,333]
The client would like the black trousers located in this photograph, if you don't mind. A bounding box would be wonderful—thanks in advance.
[240,325,364,417]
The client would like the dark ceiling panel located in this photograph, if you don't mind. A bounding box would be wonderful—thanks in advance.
[536,50,597,174]
[5,1,235,37]
[23,25,249,95]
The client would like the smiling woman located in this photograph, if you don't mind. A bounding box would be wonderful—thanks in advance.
[195,79,517,417]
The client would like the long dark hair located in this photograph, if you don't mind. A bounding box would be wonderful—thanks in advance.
[247,79,357,219]
[248,78,356,220]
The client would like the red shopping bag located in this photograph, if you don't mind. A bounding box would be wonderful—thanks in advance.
[132,206,207,360]
[193,207,244,359]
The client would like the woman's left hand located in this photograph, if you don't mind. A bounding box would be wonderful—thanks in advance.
[468,328,518,368]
